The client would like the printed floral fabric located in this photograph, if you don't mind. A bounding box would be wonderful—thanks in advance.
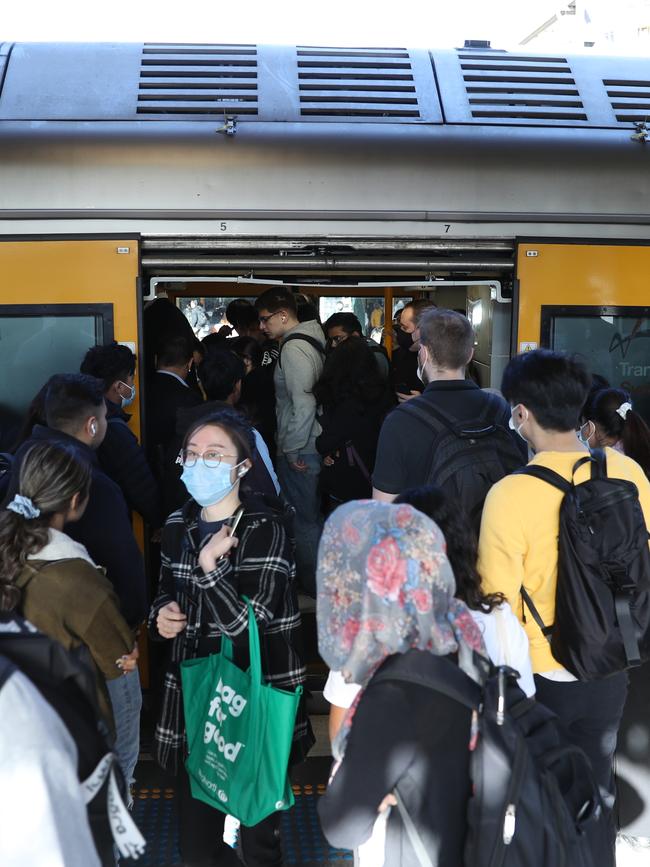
[316,500,486,759]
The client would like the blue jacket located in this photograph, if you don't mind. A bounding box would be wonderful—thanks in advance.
[8,425,147,628]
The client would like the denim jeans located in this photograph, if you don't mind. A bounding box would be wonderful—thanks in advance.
[106,668,142,804]
[277,453,323,597]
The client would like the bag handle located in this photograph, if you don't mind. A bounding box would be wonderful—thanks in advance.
[219,599,263,686]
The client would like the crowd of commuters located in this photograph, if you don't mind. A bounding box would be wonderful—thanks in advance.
[2,288,650,866]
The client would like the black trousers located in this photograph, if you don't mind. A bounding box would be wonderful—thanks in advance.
[176,768,283,867]
[534,672,628,866]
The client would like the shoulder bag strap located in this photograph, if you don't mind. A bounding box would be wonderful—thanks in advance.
[371,655,481,712]
[393,790,435,867]
[513,465,572,494]
[345,441,371,482]
[520,588,553,644]
[400,399,456,434]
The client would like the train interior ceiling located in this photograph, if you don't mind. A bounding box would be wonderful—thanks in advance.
[145,234,515,390]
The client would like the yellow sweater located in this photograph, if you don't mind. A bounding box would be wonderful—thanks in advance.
[478,447,650,674]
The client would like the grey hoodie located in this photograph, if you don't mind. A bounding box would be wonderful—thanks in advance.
[274,320,326,459]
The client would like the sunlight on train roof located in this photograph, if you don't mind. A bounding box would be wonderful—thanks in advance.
[2,0,650,55]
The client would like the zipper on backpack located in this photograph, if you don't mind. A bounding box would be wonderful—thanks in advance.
[488,736,527,867]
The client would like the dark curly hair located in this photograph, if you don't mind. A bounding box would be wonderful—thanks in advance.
[0,442,91,611]
[312,336,386,411]
[395,485,504,613]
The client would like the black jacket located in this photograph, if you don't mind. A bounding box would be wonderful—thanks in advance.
[318,649,472,867]
[8,426,147,628]
[97,400,162,527]
[146,371,203,464]
[316,397,388,505]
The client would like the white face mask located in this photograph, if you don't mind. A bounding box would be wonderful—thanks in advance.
[579,421,595,447]
[417,347,428,386]
[508,404,529,442]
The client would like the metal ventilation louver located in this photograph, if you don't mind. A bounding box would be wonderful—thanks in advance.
[297,46,420,119]
[458,51,587,123]
[603,79,650,123]
[137,44,258,118]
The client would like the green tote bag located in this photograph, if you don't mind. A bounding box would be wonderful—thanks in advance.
[181,600,302,827]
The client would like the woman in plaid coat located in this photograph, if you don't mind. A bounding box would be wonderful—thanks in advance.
[148,408,313,867]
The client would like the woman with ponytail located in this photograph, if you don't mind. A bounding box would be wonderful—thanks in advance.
[0,441,137,727]
[582,387,650,479]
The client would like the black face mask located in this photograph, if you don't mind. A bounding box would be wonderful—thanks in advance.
[395,329,414,350]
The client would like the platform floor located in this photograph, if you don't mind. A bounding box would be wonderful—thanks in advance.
[124,753,351,867]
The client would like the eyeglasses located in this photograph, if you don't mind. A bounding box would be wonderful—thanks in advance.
[329,335,347,346]
[176,449,239,468]
[258,311,281,325]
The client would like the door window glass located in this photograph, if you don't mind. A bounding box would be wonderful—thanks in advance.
[0,308,111,449]
[547,310,650,420]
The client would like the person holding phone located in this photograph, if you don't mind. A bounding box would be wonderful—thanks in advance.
[149,408,313,867]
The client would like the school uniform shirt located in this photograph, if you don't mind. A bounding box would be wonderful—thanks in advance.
[478,447,650,675]
[148,496,313,773]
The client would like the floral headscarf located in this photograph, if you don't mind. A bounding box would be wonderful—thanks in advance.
[316,500,486,759]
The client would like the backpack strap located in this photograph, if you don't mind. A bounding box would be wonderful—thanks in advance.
[344,441,371,483]
[513,465,572,494]
[371,653,481,712]
[520,587,554,644]
[393,791,435,867]
[0,654,15,691]
[278,333,325,368]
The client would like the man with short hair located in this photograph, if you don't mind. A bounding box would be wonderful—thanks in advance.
[81,342,161,527]
[255,288,326,596]
[479,349,650,866]
[324,312,390,380]
[391,298,437,398]
[147,333,203,468]
[5,373,145,795]
[373,308,524,513]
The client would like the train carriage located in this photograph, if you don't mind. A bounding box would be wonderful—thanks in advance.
[1,39,649,843]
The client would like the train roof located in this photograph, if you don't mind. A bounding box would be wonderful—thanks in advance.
[0,41,649,134]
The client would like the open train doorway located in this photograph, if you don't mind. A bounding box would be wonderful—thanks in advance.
[144,275,513,393]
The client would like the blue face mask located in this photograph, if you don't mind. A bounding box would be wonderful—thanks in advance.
[117,381,136,408]
[121,386,136,408]
[181,460,246,507]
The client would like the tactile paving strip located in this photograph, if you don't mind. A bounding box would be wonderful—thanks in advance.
[282,783,353,865]
[124,782,352,866]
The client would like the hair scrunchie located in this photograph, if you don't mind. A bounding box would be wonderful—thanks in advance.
[616,401,633,421]
[7,495,41,520]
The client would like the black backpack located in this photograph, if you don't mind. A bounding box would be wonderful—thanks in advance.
[0,615,145,864]
[374,654,604,867]
[400,393,525,533]
[278,333,326,368]
[516,449,650,680]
